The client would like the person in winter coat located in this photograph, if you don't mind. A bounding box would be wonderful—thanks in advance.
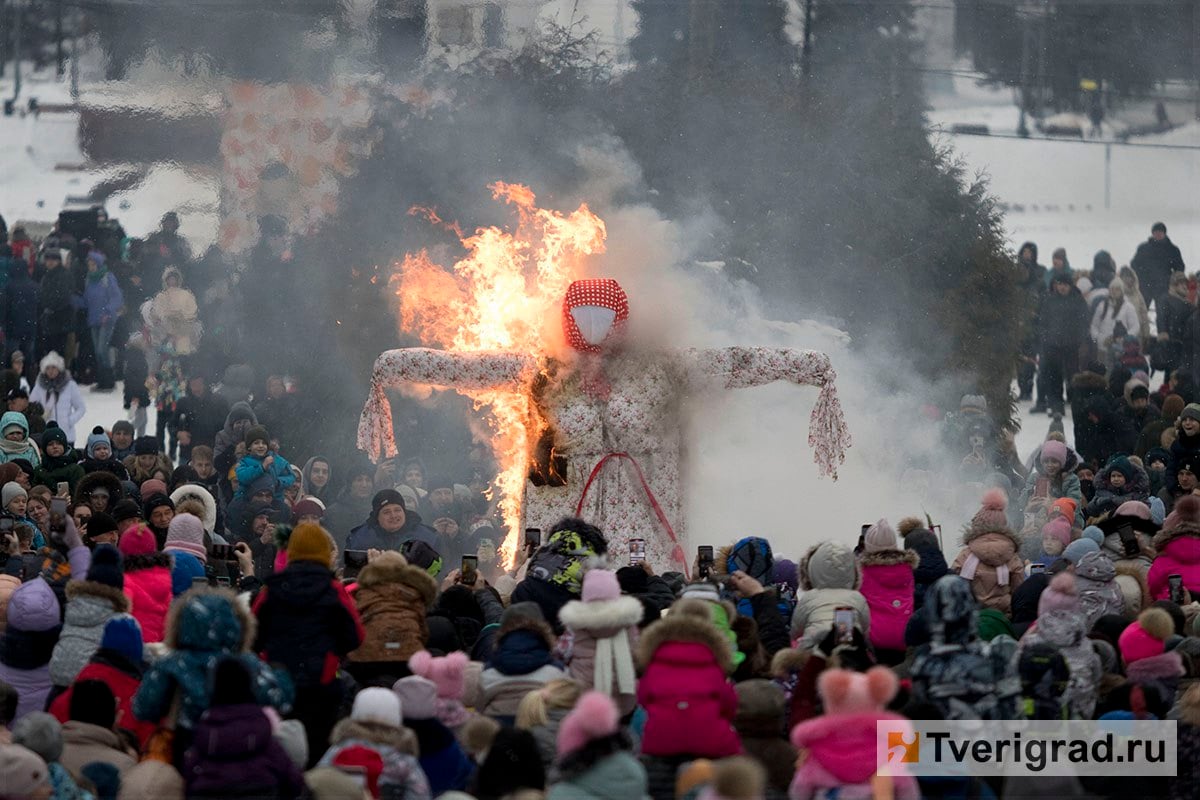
[31,425,83,496]
[116,523,172,643]
[1171,404,1200,482]
[1091,279,1142,368]
[1148,494,1200,599]
[1020,573,1102,719]
[29,353,85,447]
[636,598,740,759]
[408,649,474,732]
[515,678,583,768]
[79,250,124,392]
[545,691,649,800]
[510,519,608,632]
[324,461,374,550]
[1131,221,1186,312]
[557,568,642,715]
[146,266,202,356]
[132,587,293,752]
[345,550,437,686]
[49,544,129,688]
[1082,395,1140,470]
[1118,607,1186,696]
[1171,682,1200,800]
[172,375,228,465]
[952,489,1025,614]
[1119,265,1152,344]
[315,687,431,800]
[856,520,917,663]
[49,615,154,748]
[182,657,306,799]
[300,455,335,503]
[212,401,257,479]
[1156,272,1193,372]
[473,609,567,724]
[1075,550,1126,627]
[345,489,437,554]
[910,575,1020,721]
[78,427,129,480]
[733,679,796,798]
[4,265,40,371]
[1037,272,1090,415]
[1087,456,1150,522]
[1017,440,1085,535]
[1098,500,1159,574]
[0,577,62,722]
[37,251,75,365]
[1140,395,1185,462]
[234,425,294,502]
[1033,516,1072,569]
[788,666,920,800]
[0,410,41,468]
[789,541,869,649]
[394,674,475,795]
[253,523,363,766]
[57,679,137,778]
[897,518,948,612]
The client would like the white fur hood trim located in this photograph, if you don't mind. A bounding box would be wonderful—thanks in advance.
[557,595,644,631]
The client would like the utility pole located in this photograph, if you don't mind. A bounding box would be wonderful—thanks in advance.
[1194,0,1199,120]
[56,0,64,78]
[801,0,814,78]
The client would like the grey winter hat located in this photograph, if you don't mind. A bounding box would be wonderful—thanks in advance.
[804,541,858,590]
[12,711,64,763]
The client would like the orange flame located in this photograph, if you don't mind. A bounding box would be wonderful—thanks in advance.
[392,183,607,567]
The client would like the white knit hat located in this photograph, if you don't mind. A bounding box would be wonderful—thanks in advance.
[351,687,402,728]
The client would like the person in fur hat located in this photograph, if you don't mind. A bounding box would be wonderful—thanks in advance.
[952,489,1025,614]
[789,541,869,649]
[1119,607,1186,694]
[1085,455,1151,519]
[788,666,920,800]
[733,679,796,798]
[345,551,438,687]
[408,649,473,731]
[636,598,740,759]
[557,568,643,715]
[857,519,917,663]
[473,608,567,725]
[898,517,948,612]
[1019,573,1102,719]
[48,544,130,688]
[1074,550,1126,626]
[315,687,429,799]
[545,690,649,800]
[73,470,122,518]
[1148,494,1200,600]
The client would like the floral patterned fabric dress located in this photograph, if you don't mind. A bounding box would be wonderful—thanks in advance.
[358,281,850,572]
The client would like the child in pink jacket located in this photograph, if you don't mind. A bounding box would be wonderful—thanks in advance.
[858,520,918,661]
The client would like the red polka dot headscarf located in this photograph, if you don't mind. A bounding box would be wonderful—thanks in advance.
[562,278,630,354]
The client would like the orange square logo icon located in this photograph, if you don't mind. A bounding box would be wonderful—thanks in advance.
[887,730,920,764]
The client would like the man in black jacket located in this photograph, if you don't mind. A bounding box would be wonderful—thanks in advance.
[1017,242,1046,403]
[1131,221,1186,312]
[1037,272,1090,416]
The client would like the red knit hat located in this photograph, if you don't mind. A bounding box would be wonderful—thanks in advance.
[1118,607,1174,665]
[332,745,383,798]
[118,523,158,557]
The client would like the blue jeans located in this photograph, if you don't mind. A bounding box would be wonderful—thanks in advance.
[90,321,115,388]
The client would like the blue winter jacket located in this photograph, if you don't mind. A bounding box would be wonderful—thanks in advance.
[234,451,295,500]
[80,271,123,327]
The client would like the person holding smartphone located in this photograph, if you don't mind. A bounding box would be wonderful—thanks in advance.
[1146,494,1200,601]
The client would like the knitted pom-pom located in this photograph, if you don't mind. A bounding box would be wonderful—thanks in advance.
[92,425,105,435]
[571,691,619,737]
[408,650,432,677]
[981,488,1008,512]
[1138,607,1175,640]
[1172,495,1200,523]
[1048,572,1078,596]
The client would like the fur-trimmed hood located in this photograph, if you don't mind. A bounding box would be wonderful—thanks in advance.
[558,595,644,632]
[65,579,131,614]
[164,586,255,652]
[859,549,919,569]
[636,607,734,674]
[770,646,809,678]
[74,469,123,507]
[496,614,557,651]
[1125,650,1185,683]
[329,718,417,756]
[170,484,217,531]
[1113,563,1151,614]
[122,552,173,573]
[799,541,860,591]
[354,551,438,606]
[1094,461,1151,502]
[1152,526,1200,553]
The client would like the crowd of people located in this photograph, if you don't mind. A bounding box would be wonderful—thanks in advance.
[0,215,1198,799]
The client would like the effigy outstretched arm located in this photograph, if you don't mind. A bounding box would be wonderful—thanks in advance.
[685,347,852,479]
[357,348,537,461]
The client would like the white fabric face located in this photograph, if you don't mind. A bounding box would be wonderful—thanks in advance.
[571,305,617,346]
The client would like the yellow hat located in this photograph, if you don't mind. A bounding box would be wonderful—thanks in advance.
[287,522,333,568]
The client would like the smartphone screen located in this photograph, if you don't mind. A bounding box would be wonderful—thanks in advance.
[344,550,369,580]
[1169,574,1185,604]
[834,607,855,644]
[524,528,541,549]
[628,538,646,566]
[697,545,714,579]
[50,497,68,516]
[1030,562,1046,574]
[461,554,479,585]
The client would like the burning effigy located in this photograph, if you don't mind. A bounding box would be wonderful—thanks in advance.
[358,183,851,572]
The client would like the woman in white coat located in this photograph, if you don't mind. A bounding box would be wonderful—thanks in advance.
[28,352,87,445]
[1089,279,1140,368]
